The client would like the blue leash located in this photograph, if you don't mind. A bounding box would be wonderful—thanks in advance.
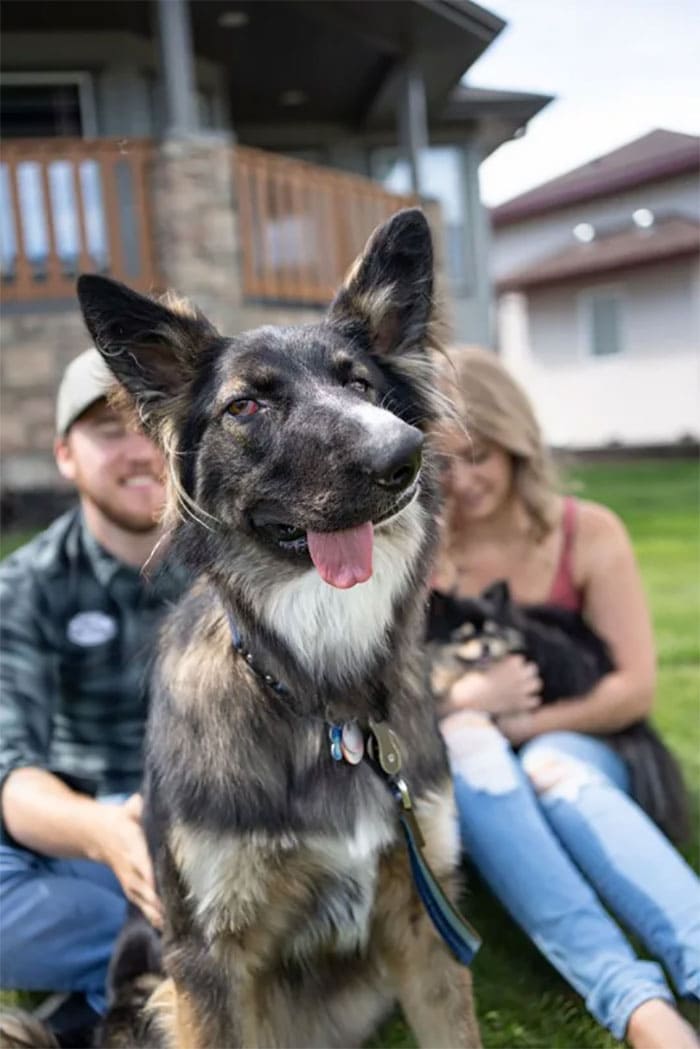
[389,780,481,965]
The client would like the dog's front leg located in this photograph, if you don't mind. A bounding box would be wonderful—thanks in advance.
[388,931,481,1049]
[375,837,481,1048]
[149,973,248,1049]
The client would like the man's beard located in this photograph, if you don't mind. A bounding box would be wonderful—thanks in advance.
[88,489,162,534]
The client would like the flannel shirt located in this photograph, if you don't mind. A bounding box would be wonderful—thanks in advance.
[0,508,184,830]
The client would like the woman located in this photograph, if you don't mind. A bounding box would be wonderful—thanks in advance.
[433,347,699,1049]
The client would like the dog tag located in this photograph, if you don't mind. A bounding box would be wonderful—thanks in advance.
[328,724,343,762]
[341,721,364,765]
[368,719,402,776]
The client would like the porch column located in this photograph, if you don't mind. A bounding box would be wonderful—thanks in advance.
[453,136,493,345]
[398,60,429,195]
[154,0,198,137]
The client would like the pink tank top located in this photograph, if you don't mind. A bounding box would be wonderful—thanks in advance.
[548,496,582,612]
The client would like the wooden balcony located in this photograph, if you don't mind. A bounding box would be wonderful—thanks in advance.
[1,137,416,307]
[1,138,159,302]
[233,146,417,304]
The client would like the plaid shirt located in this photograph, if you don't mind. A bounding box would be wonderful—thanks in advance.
[0,508,184,826]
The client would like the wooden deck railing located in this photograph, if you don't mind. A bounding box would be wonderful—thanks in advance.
[233,146,417,304]
[1,138,159,302]
[1,138,417,308]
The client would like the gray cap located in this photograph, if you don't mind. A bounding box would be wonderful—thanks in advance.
[56,348,114,436]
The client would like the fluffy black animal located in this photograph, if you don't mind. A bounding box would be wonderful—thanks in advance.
[428,580,612,703]
[428,581,689,844]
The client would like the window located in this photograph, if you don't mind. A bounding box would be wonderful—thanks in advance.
[581,290,624,357]
[0,74,96,138]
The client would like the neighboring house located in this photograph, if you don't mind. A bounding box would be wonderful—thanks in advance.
[0,0,550,516]
[491,129,700,450]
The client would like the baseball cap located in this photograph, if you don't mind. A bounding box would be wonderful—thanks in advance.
[56,348,114,436]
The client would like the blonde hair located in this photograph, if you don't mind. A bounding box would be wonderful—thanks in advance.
[440,346,560,540]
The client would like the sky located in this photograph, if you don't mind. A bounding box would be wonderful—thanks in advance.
[467,0,700,206]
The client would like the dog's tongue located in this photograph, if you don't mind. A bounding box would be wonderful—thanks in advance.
[307,522,374,588]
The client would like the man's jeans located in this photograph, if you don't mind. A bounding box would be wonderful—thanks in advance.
[0,799,129,1016]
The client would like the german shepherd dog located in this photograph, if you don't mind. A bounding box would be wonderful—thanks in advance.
[76,210,481,1048]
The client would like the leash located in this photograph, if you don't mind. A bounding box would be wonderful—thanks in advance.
[367,719,482,966]
[227,612,481,966]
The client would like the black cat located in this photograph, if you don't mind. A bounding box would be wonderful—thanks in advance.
[427,581,689,844]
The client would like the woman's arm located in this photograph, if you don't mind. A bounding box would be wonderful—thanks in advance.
[498,501,656,746]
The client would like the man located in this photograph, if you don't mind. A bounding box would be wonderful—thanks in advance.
[0,349,183,1034]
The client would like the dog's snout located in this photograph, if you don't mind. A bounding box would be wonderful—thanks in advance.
[372,427,423,493]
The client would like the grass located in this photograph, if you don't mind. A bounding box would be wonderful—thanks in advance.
[1,460,698,1046]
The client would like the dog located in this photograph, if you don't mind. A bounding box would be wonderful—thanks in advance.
[77,209,481,1048]
[427,580,613,704]
[427,580,689,843]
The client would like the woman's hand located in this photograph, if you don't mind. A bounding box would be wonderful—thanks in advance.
[443,654,542,718]
[93,794,163,929]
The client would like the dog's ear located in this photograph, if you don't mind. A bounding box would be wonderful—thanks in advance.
[76,274,219,436]
[482,580,511,617]
[329,208,433,357]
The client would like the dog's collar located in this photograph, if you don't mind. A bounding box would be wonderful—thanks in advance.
[227,611,372,763]
[227,612,291,697]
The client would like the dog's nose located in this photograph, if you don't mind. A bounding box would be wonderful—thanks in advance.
[371,427,424,493]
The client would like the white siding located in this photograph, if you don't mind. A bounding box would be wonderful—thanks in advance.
[498,258,700,448]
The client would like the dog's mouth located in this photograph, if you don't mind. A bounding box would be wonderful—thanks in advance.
[252,481,419,589]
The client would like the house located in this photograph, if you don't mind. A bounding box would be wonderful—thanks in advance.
[1,0,551,519]
[491,129,700,451]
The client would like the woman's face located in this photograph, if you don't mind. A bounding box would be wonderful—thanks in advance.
[443,432,515,521]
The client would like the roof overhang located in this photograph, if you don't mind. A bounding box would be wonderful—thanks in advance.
[497,217,700,292]
[2,0,507,134]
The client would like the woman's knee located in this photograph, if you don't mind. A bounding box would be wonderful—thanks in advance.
[442,712,522,796]
[519,732,617,800]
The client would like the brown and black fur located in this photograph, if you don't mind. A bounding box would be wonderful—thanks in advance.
[77,209,481,1048]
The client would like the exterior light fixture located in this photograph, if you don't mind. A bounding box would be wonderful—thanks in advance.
[218,11,249,28]
[573,222,595,243]
[633,208,655,228]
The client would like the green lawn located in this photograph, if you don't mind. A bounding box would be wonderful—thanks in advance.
[1,460,698,1046]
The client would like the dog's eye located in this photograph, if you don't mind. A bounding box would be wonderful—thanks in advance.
[227,399,260,418]
[346,378,372,396]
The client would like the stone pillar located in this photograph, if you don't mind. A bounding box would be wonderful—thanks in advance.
[398,61,429,195]
[154,0,198,138]
[151,138,242,331]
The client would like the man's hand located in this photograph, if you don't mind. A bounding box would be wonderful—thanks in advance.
[96,794,163,929]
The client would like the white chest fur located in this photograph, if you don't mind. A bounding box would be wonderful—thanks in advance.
[259,499,425,681]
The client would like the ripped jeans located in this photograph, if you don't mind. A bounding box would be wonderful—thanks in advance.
[444,716,700,1040]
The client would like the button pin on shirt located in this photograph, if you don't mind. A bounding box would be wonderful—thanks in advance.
[67,611,117,646]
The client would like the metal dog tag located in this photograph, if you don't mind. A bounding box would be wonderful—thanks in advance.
[368,718,402,776]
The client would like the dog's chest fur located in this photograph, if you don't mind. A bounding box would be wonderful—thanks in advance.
[171,803,398,960]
